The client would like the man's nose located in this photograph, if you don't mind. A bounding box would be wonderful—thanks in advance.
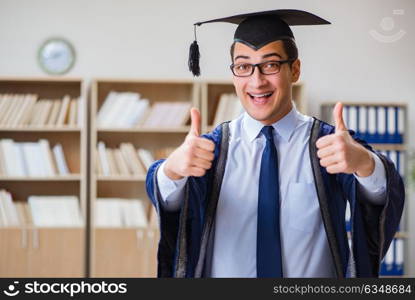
[248,66,267,88]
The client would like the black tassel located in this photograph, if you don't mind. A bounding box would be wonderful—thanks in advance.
[188,40,200,76]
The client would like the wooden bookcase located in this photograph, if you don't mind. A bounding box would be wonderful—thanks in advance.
[0,77,87,277]
[201,80,305,132]
[89,79,200,277]
[320,102,410,277]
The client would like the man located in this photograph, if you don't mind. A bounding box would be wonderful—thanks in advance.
[146,9,404,278]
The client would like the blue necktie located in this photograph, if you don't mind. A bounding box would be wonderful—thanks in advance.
[257,126,283,277]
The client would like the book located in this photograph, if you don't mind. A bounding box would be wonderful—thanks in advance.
[28,195,83,227]
[19,94,38,126]
[113,149,130,176]
[56,95,71,126]
[119,143,146,176]
[68,98,78,126]
[3,94,23,126]
[39,139,56,176]
[137,149,155,171]
[122,199,148,228]
[95,198,123,227]
[97,141,110,176]
[106,148,119,176]
[95,198,148,228]
[38,100,54,126]
[53,143,69,175]
[0,139,25,176]
[21,142,45,177]
[46,99,62,126]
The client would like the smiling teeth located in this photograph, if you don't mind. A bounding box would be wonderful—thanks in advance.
[250,93,272,97]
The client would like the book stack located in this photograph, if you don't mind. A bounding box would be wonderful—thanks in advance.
[97,91,191,128]
[141,102,191,128]
[0,94,83,128]
[322,105,405,144]
[212,93,244,127]
[95,198,148,228]
[97,92,149,128]
[0,190,83,227]
[96,142,155,176]
[28,195,83,227]
[0,139,70,177]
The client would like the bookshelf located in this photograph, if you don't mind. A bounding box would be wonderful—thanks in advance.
[89,79,200,277]
[0,77,87,277]
[201,80,305,132]
[320,102,409,277]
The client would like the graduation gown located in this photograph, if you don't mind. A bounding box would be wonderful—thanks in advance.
[145,118,405,278]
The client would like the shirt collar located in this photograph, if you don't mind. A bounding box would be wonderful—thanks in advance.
[242,106,301,143]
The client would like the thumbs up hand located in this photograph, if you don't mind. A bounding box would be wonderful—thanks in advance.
[316,102,375,177]
[164,108,216,180]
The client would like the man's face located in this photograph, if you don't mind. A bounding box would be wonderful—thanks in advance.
[232,41,300,125]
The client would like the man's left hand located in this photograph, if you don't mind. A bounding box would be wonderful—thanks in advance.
[316,102,375,177]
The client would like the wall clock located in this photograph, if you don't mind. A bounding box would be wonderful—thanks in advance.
[38,38,76,75]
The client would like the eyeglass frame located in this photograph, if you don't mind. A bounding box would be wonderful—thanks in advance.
[229,59,296,77]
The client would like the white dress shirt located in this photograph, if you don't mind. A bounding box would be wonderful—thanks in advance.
[156,107,386,277]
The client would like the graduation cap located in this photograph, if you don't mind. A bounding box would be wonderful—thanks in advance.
[188,9,330,76]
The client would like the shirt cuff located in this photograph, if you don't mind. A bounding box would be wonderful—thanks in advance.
[157,161,188,201]
[354,152,386,193]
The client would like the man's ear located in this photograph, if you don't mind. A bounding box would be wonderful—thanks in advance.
[291,59,301,83]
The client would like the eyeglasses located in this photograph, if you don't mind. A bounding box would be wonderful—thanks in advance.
[230,59,295,77]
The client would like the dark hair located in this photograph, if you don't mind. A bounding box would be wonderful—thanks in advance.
[230,39,298,66]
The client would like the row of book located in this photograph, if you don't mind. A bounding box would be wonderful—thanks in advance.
[95,198,148,228]
[380,238,404,276]
[377,150,405,178]
[0,190,152,229]
[0,94,83,128]
[97,91,191,128]
[0,139,70,177]
[346,236,404,276]
[345,150,406,232]
[96,142,154,176]
[0,190,83,227]
[212,93,244,127]
[322,105,405,144]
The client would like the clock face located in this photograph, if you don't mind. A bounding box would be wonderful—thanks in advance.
[38,38,75,75]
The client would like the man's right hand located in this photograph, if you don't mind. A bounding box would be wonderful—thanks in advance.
[163,108,216,180]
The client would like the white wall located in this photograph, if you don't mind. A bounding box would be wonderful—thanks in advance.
[1,0,414,274]
[0,0,413,116]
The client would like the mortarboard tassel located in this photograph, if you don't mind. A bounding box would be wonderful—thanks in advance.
[188,25,201,76]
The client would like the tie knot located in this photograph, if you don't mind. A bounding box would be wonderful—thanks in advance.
[261,126,274,141]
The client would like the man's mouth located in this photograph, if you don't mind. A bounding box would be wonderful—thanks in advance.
[248,92,274,104]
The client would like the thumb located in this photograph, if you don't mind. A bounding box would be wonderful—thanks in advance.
[333,102,347,132]
[189,107,201,136]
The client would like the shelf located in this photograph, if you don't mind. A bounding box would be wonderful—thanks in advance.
[0,77,87,277]
[89,79,196,277]
[97,175,146,182]
[347,231,408,239]
[395,232,408,239]
[321,102,407,108]
[0,127,81,132]
[372,144,406,151]
[97,126,190,133]
[0,175,82,181]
